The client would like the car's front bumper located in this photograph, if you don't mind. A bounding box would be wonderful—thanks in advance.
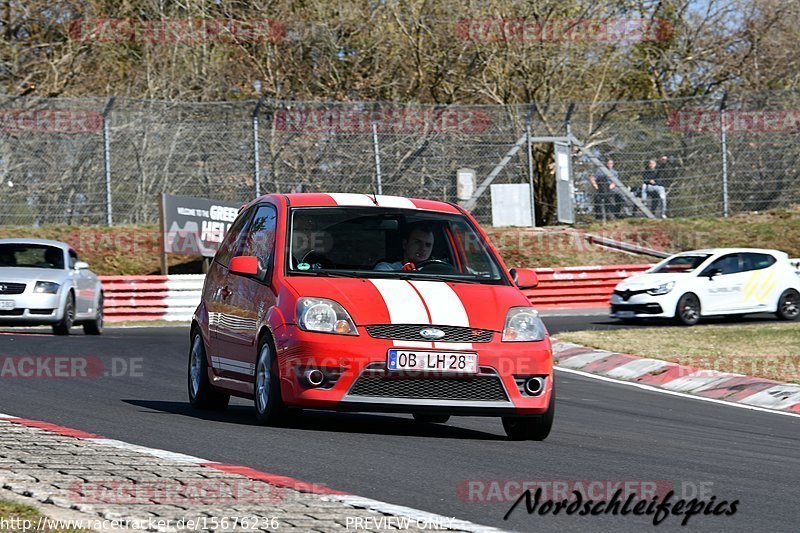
[0,292,63,325]
[609,292,676,319]
[272,325,554,416]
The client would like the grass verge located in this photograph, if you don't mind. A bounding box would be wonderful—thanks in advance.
[558,322,800,384]
[0,500,84,532]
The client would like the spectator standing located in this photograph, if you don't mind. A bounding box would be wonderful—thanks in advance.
[642,159,667,218]
[589,158,621,220]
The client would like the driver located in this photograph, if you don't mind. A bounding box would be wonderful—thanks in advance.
[375,223,434,271]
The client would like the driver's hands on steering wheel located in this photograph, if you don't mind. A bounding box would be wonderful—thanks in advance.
[401,262,416,271]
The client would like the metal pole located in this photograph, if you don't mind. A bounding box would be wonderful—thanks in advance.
[720,92,729,217]
[372,122,383,195]
[101,97,116,226]
[252,97,265,197]
[526,126,536,227]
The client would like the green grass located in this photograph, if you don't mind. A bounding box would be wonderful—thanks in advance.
[0,500,85,532]
[558,322,800,383]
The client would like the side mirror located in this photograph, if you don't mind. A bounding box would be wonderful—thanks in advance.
[705,268,721,279]
[74,261,90,270]
[229,255,267,281]
[510,268,539,289]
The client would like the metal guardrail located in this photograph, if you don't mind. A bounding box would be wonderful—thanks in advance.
[101,274,203,322]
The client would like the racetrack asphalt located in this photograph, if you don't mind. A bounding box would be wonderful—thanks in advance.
[0,323,798,532]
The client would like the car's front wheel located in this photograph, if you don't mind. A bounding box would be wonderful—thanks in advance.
[52,293,74,335]
[254,336,288,425]
[83,293,104,335]
[188,332,230,410]
[675,293,701,326]
[776,289,800,320]
[502,382,555,441]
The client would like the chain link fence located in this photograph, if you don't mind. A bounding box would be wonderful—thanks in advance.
[1,91,798,227]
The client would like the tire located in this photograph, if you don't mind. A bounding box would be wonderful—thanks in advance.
[254,335,288,425]
[83,292,104,335]
[413,413,450,424]
[776,289,800,321]
[52,293,75,336]
[502,381,555,441]
[675,293,701,326]
[188,331,230,410]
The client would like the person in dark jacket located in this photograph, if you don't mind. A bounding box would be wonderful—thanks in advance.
[642,159,667,218]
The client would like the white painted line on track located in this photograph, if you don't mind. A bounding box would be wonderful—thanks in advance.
[325,495,508,533]
[556,366,800,418]
[90,438,214,464]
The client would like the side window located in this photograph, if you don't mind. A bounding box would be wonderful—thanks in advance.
[450,220,497,277]
[214,208,254,267]
[701,254,742,276]
[742,253,776,272]
[237,205,278,268]
[68,249,78,269]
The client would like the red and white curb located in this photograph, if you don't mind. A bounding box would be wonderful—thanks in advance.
[0,413,504,533]
[553,341,800,415]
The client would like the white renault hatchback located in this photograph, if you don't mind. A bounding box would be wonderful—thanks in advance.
[610,248,800,325]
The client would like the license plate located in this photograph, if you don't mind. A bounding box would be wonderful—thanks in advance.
[387,349,478,374]
[616,310,635,318]
[0,300,14,310]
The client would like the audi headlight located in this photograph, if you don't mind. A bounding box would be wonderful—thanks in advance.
[297,297,357,335]
[34,281,60,294]
[647,281,675,296]
[502,307,547,342]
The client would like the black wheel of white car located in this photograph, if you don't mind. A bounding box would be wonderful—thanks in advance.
[83,293,104,335]
[413,414,450,424]
[52,293,75,335]
[254,336,288,425]
[502,381,555,441]
[188,332,229,410]
[776,289,800,321]
[675,293,701,326]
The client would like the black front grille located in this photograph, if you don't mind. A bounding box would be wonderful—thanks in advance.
[29,309,54,315]
[613,289,649,301]
[349,374,509,401]
[612,303,663,314]
[366,324,494,343]
[0,309,23,316]
[0,283,25,295]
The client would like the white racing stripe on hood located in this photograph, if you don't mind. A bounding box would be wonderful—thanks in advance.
[409,281,473,350]
[327,193,375,206]
[369,279,433,348]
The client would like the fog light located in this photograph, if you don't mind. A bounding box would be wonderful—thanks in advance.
[524,377,545,396]
[303,369,325,387]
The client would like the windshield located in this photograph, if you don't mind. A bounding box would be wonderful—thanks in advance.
[287,207,506,284]
[0,244,65,269]
[651,254,711,274]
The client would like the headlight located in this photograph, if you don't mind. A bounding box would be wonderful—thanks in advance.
[296,297,357,335]
[647,281,675,295]
[502,307,547,342]
[34,281,60,294]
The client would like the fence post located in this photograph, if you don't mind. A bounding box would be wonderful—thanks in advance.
[101,97,116,226]
[525,104,537,226]
[252,97,265,197]
[719,92,729,217]
[372,121,383,195]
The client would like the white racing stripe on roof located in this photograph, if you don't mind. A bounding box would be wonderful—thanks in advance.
[327,193,375,206]
[375,195,417,209]
[409,281,473,350]
[369,279,433,348]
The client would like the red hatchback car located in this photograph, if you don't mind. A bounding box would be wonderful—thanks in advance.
[188,193,554,440]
